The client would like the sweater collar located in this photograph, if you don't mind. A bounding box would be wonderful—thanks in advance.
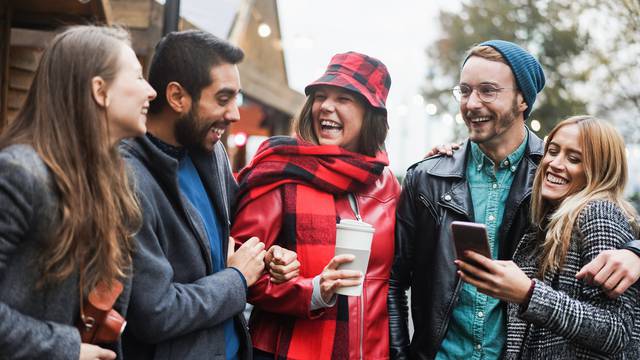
[146,132,187,160]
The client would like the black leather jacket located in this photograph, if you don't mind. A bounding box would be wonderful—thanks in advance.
[388,130,544,359]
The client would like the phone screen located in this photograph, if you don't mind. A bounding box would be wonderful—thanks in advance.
[451,221,492,259]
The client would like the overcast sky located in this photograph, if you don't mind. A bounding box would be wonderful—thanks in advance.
[277,0,461,173]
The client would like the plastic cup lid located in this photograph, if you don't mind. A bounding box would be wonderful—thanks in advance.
[336,219,375,233]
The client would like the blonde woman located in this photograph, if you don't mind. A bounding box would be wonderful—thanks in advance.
[456,116,639,359]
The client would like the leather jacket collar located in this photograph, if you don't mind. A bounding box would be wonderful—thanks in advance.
[427,127,544,179]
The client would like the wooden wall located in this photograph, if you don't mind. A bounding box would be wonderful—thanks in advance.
[0,2,10,131]
[5,29,51,124]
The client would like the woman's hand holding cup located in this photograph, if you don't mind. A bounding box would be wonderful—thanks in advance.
[319,254,363,303]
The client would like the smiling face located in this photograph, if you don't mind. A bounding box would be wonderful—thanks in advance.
[311,85,366,152]
[459,56,527,148]
[174,63,241,153]
[540,123,587,204]
[106,44,157,143]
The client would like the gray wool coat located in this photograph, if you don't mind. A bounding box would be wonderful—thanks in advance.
[120,135,251,360]
[0,144,129,360]
[506,200,640,359]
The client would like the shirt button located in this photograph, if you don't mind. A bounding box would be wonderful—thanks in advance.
[511,165,516,171]
[488,215,495,221]
[444,195,452,201]
[476,344,482,350]
[477,311,484,318]
[492,183,498,189]
[503,160,509,166]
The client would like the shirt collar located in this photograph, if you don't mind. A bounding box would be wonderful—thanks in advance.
[469,131,529,173]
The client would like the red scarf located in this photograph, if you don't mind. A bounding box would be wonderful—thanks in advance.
[236,136,388,359]
[237,136,388,212]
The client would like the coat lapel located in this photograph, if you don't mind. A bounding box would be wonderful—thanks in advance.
[190,145,232,260]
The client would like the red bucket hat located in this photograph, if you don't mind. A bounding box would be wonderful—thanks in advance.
[304,52,391,113]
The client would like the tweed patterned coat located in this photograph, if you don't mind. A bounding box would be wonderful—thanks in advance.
[506,200,640,359]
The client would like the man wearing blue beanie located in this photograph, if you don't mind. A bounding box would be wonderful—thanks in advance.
[389,39,545,360]
[388,40,640,360]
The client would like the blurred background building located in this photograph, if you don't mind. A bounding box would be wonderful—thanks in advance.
[1,0,639,206]
[0,0,305,172]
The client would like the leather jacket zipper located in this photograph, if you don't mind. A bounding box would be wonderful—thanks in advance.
[417,193,464,354]
[347,193,364,358]
[434,278,462,354]
[359,294,364,360]
[347,193,362,221]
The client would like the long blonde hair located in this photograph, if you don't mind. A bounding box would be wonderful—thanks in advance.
[531,115,638,275]
[0,26,141,292]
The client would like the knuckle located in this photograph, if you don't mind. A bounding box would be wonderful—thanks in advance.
[612,259,623,267]
[621,269,630,277]
[603,282,614,291]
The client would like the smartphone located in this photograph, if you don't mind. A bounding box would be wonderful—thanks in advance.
[451,221,492,259]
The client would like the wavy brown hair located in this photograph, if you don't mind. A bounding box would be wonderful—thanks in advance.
[531,115,639,275]
[0,26,141,292]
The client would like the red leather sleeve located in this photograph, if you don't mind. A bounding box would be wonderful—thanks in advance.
[231,188,320,319]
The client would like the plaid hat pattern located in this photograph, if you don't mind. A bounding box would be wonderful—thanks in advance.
[305,52,391,113]
[465,40,546,120]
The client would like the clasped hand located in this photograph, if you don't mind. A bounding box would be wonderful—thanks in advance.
[264,245,300,284]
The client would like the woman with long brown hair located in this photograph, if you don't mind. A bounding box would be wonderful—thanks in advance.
[0,25,156,359]
[456,116,640,359]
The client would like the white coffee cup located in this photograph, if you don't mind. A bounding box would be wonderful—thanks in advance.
[334,219,375,296]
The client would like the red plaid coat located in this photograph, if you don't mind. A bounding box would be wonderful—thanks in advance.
[232,137,400,359]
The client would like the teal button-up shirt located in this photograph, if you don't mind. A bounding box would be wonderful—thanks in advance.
[436,134,528,360]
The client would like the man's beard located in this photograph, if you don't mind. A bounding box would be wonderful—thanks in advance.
[493,97,519,133]
[466,95,520,144]
[174,107,213,153]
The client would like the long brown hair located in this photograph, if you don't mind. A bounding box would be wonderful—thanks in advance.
[531,115,638,275]
[0,26,141,292]
[292,89,388,157]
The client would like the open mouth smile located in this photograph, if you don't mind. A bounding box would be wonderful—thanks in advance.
[546,173,569,185]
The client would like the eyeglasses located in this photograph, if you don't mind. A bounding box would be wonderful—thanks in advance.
[452,84,517,103]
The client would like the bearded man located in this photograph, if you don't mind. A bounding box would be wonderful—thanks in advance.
[120,30,293,360]
[388,40,545,360]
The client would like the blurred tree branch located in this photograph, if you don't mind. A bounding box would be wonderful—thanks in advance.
[424,0,640,142]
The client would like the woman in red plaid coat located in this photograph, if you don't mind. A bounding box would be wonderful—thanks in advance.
[231,52,399,359]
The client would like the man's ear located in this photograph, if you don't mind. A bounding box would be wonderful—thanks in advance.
[91,76,109,107]
[166,81,191,113]
[517,93,528,113]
